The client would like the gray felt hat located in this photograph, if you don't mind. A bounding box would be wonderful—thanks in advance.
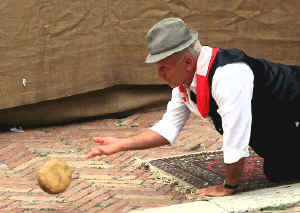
[145,17,198,63]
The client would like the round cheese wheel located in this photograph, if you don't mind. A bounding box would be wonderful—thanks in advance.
[37,159,72,194]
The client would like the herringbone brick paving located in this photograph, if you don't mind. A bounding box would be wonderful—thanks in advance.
[0,109,299,212]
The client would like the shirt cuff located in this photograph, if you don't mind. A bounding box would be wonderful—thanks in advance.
[222,147,249,164]
[149,120,180,145]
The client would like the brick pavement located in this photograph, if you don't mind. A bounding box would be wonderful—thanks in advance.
[0,109,299,213]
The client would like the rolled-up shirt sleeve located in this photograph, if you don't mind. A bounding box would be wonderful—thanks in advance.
[149,87,191,144]
[212,62,254,164]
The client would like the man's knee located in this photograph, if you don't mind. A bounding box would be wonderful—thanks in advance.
[263,159,300,182]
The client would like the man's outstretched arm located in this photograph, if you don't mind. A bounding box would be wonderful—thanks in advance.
[86,130,169,159]
[86,87,191,160]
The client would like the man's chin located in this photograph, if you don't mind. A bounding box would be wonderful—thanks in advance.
[168,83,178,88]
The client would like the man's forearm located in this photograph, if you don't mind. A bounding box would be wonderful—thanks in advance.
[225,158,245,186]
[120,129,169,151]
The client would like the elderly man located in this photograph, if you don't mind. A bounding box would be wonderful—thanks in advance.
[86,17,300,197]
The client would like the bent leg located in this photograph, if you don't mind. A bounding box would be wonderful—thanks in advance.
[263,156,300,182]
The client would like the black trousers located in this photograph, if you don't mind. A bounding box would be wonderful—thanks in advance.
[250,118,300,182]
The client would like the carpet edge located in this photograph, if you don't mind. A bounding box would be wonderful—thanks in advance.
[129,156,213,201]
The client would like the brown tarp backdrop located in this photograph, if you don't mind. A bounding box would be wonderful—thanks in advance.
[0,0,300,127]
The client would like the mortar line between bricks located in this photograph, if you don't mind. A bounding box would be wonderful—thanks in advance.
[67,186,94,202]
[14,161,43,176]
[59,180,92,198]
[76,190,114,211]
[9,154,35,169]
[99,198,122,210]
[10,158,42,174]
[0,199,17,210]
[99,200,131,213]
[110,151,127,163]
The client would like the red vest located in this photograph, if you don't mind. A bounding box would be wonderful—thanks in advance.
[178,48,220,118]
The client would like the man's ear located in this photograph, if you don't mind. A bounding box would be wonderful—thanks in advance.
[184,56,196,72]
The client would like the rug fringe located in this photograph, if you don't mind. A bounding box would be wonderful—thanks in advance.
[130,156,215,201]
[135,150,223,162]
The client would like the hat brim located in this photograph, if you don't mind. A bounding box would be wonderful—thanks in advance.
[145,31,198,64]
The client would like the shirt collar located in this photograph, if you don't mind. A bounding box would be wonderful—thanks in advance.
[190,46,213,90]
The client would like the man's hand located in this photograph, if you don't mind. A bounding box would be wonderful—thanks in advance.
[195,184,235,197]
[85,130,169,160]
[195,158,245,197]
[85,137,124,159]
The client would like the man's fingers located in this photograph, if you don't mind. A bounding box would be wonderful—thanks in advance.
[194,185,234,197]
[85,150,101,159]
[93,137,105,143]
[195,189,215,197]
[85,152,95,160]
[195,189,206,195]
[93,137,112,145]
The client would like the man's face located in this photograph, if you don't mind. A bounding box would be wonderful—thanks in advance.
[156,53,194,88]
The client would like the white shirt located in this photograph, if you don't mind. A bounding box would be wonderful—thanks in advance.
[149,46,254,164]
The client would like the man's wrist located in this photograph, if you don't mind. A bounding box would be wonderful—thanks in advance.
[119,138,131,152]
[223,181,239,190]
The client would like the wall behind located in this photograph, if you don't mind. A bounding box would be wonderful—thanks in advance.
[0,0,299,126]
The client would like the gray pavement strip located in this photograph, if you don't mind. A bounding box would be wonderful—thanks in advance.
[129,183,300,213]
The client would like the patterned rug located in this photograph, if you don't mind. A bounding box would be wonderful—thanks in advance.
[148,150,296,193]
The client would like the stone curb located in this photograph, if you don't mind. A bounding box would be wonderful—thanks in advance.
[129,183,300,213]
